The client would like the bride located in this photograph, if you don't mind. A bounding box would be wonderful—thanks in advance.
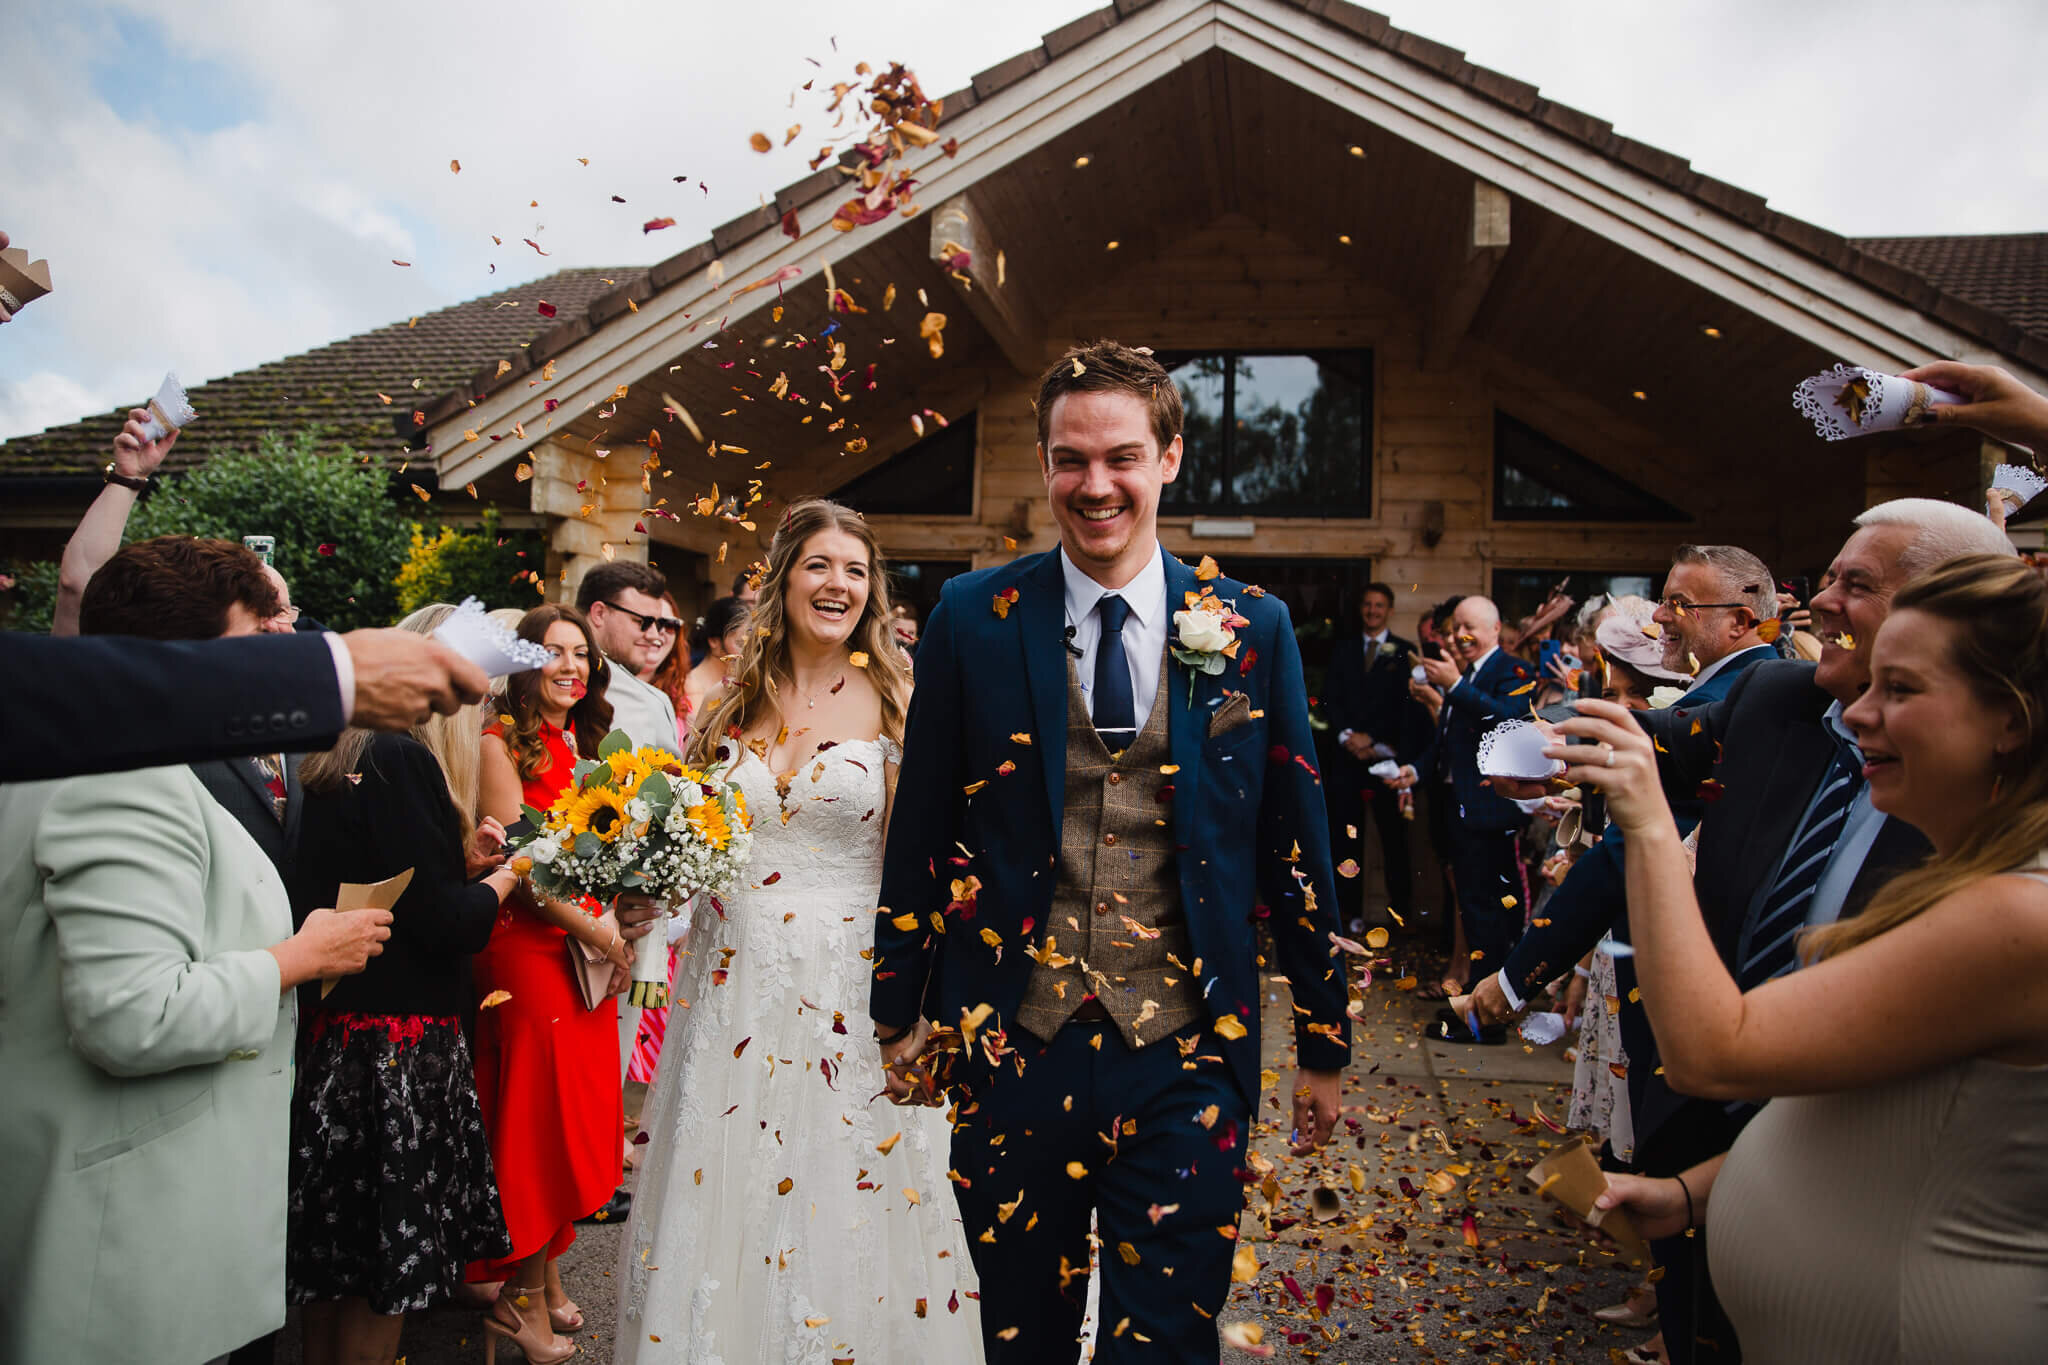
[616,499,982,1364]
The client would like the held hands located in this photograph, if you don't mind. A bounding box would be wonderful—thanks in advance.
[1289,1069,1342,1155]
[112,408,178,480]
[1541,699,1670,836]
[878,1017,942,1107]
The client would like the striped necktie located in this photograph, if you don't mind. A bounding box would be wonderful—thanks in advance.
[1738,735,1862,989]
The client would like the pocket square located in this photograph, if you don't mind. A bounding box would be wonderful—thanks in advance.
[1208,692,1253,738]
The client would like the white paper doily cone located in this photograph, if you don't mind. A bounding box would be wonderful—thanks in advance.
[1992,463,2048,512]
[1792,363,1961,441]
[137,372,197,441]
[433,596,552,674]
[1477,719,1564,782]
[1367,758,1402,782]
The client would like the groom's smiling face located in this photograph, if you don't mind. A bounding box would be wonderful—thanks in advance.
[1039,390,1183,586]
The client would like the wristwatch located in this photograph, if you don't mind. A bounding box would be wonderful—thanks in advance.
[103,464,151,491]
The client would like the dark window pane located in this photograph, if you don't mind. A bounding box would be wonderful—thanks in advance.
[1492,412,1685,522]
[888,559,971,622]
[1232,354,1365,509]
[1166,355,1228,507]
[834,412,976,516]
[1159,350,1372,515]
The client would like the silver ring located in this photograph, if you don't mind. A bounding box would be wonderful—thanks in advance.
[1601,743,1615,767]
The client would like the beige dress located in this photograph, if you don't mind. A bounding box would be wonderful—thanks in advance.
[1709,1052,2048,1362]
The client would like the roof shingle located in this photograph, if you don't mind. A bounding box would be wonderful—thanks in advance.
[0,267,642,476]
[1851,234,2048,346]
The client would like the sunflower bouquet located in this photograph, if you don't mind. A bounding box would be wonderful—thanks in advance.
[508,729,754,1007]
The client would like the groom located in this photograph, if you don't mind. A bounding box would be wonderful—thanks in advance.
[872,341,1351,1362]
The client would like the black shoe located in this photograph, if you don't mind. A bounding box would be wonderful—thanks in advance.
[579,1187,632,1223]
[1432,1006,1504,1046]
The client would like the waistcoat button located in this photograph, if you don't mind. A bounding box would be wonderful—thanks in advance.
[1095,901,1108,916]
[1107,772,1123,786]
[1103,833,1117,846]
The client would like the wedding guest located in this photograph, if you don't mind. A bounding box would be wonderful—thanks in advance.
[53,406,178,635]
[1583,553,2048,1362]
[0,537,393,1364]
[577,562,680,750]
[646,591,692,748]
[287,603,522,1365]
[469,603,629,1363]
[684,594,750,720]
[1324,580,1427,932]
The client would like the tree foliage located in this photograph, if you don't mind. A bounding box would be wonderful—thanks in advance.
[394,507,547,615]
[0,559,60,633]
[124,431,414,630]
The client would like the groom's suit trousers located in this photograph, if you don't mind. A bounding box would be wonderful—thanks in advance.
[952,1016,1250,1364]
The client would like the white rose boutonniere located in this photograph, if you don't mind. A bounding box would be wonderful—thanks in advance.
[1170,590,1251,704]
[1377,640,1400,661]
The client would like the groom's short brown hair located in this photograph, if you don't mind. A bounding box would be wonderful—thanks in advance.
[1034,340,1183,454]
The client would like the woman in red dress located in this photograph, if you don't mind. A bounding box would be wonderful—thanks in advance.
[470,604,627,1363]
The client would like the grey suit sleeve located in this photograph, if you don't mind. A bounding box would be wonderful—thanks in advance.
[36,769,283,1078]
[0,632,345,783]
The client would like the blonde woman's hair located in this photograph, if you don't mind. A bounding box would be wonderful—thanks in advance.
[1807,554,2048,961]
[298,602,484,845]
[687,498,912,767]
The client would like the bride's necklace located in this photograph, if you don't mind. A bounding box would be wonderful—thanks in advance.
[791,669,843,711]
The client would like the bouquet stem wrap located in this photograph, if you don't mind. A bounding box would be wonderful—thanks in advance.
[504,731,753,1012]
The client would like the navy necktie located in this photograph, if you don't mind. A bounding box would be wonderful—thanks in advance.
[1093,594,1137,751]
[1739,734,1863,989]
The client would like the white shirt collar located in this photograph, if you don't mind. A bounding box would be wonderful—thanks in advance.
[1466,644,1499,676]
[1060,544,1167,632]
[1687,643,1770,692]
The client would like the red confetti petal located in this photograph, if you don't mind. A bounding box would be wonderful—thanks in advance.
[537,301,557,318]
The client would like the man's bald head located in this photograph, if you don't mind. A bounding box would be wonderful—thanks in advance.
[260,564,296,634]
[1449,595,1502,661]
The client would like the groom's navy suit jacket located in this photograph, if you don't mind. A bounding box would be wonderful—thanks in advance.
[872,548,1352,1106]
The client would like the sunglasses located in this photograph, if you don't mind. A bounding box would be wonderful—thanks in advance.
[601,600,683,636]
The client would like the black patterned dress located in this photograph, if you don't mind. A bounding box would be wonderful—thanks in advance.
[285,734,511,1312]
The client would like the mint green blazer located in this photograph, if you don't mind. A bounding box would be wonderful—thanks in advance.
[0,764,296,1362]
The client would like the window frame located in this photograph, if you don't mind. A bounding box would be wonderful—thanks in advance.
[1154,348,1375,517]
[1490,410,1688,524]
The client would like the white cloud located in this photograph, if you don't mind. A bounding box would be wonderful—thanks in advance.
[1,0,2044,446]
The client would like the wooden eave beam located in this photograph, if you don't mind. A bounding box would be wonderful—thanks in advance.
[929,194,1047,374]
[1421,179,1509,372]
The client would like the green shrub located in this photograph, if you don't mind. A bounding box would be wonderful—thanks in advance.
[1,559,60,633]
[394,507,547,615]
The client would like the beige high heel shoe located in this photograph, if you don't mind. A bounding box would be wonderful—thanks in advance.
[483,1284,575,1364]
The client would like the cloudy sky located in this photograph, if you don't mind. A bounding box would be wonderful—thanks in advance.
[3,0,2044,442]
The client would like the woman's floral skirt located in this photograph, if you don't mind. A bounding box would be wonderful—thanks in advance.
[287,1012,512,1312]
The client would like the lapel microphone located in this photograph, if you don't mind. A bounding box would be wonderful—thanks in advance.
[1062,624,1084,658]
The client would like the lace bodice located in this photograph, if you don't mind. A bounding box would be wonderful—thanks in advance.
[719,736,898,898]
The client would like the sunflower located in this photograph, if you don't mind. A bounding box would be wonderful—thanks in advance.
[685,798,733,850]
[562,785,632,842]
[604,749,653,793]
[730,787,752,832]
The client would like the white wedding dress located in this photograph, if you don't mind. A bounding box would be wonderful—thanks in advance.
[615,737,984,1365]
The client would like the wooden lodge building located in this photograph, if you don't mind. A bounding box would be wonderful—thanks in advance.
[7,0,2048,644]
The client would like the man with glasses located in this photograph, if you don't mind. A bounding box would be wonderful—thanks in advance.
[577,562,682,753]
[1649,545,1782,691]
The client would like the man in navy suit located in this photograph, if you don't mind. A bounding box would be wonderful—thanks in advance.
[1322,581,1429,930]
[1392,596,1535,993]
[871,341,1350,1363]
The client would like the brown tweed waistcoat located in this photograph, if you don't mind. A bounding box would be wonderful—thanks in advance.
[1013,654,1204,1049]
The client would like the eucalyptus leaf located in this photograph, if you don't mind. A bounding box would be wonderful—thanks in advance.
[597,729,635,760]
[575,832,604,861]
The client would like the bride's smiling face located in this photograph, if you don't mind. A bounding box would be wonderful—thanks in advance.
[782,528,871,651]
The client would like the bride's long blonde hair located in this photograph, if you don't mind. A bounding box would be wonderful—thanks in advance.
[687,499,913,767]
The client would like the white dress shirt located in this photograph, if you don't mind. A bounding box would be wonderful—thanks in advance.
[1061,545,1168,735]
